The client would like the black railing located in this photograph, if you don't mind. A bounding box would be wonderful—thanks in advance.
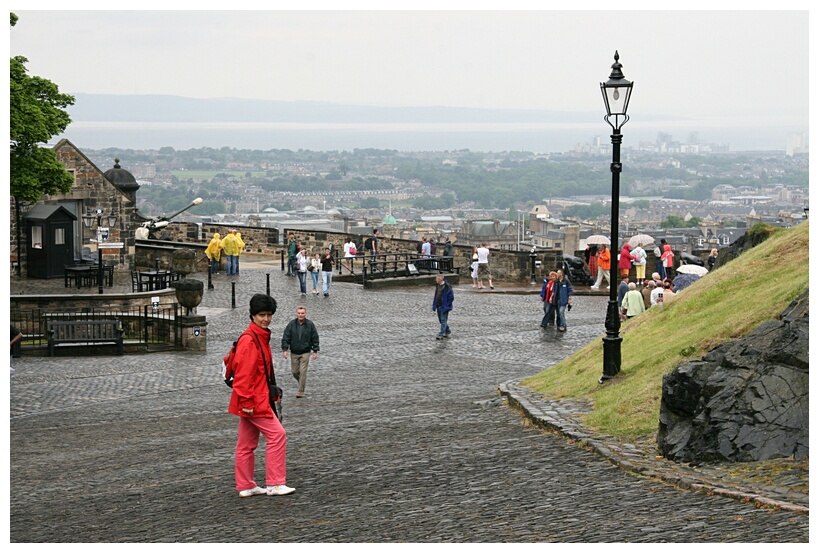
[335,251,455,277]
[358,253,456,286]
[10,304,182,354]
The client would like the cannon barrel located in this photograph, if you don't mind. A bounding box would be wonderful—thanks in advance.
[162,197,203,222]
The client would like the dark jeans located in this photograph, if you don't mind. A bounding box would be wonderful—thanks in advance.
[541,302,555,327]
[436,308,450,336]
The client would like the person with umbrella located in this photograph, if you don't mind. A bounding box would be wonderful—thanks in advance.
[590,245,611,289]
[632,242,648,282]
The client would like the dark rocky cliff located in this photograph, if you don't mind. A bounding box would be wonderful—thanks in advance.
[658,290,808,463]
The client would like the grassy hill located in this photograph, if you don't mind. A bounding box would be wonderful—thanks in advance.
[521,220,809,441]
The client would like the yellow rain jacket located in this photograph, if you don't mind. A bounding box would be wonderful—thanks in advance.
[205,233,222,261]
[221,233,241,256]
[236,232,246,255]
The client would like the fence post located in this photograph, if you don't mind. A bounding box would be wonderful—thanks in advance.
[144,305,149,345]
[281,250,285,271]
[231,282,236,309]
[266,273,271,296]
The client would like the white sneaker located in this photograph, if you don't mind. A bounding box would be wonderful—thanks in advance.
[238,486,266,498]
[590,285,599,289]
[266,484,296,496]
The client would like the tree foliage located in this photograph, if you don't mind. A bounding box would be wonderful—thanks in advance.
[10,13,76,202]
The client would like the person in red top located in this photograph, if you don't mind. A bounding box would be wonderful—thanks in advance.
[539,271,557,328]
[228,293,296,498]
[618,243,635,278]
[591,245,612,289]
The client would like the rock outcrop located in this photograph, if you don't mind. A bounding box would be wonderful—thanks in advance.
[658,291,808,463]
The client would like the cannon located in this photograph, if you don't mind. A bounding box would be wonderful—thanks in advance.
[135,197,203,240]
[561,253,594,286]
[680,251,705,266]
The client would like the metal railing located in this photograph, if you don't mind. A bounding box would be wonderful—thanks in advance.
[10,303,182,355]
[359,253,456,286]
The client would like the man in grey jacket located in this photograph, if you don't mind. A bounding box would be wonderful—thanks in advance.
[281,306,320,398]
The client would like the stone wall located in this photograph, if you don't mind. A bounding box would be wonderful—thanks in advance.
[10,288,177,313]
[11,139,139,276]
[153,222,565,283]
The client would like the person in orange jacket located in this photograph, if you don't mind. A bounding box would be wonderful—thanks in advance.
[591,245,612,289]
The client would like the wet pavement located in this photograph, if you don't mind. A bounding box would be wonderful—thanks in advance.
[9,260,809,542]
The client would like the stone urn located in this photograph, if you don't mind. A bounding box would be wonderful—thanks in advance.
[172,249,203,316]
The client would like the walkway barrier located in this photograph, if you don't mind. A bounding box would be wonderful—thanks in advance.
[360,253,456,287]
[11,304,182,355]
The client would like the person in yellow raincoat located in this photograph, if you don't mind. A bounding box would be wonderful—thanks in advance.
[235,232,246,274]
[206,232,222,274]
[222,230,241,275]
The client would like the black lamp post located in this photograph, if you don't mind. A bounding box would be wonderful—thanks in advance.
[599,51,633,384]
[83,207,118,294]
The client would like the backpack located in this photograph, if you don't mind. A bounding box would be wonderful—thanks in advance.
[222,331,283,419]
[633,250,642,263]
[222,331,251,388]
[364,237,373,250]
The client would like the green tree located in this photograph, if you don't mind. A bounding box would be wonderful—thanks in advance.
[360,197,380,209]
[10,13,76,202]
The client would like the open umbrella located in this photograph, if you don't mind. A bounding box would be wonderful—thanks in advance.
[676,264,708,276]
[584,235,610,245]
[628,233,654,247]
[673,273,701,292]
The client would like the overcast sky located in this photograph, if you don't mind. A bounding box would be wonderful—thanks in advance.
[8,4,811,128]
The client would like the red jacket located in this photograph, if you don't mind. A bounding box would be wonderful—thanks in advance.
[228,322,275,418]
[661,244,675,268]
[618,244,635,269]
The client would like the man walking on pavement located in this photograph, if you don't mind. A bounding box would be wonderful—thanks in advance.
[281,306,320,398]
[432,274,454,340]
[476,242,494,289]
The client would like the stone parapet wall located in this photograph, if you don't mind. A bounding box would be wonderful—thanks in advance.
[10,288,177,312]
[152,223,565,283]
[146,223,716,284]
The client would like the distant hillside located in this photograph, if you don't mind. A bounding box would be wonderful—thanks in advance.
[67,93,600,124]
[521,221,809,440]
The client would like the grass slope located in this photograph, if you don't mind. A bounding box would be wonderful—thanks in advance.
[521,220,809,440]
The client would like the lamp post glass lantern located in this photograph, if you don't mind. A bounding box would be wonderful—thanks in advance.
[82,207,118,294]
[599,51,633,384]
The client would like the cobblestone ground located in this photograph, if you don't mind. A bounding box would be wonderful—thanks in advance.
[10,265,809,542]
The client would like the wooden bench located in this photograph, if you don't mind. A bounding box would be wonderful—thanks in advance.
[47,320,124,357]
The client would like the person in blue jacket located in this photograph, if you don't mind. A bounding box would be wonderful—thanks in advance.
[551,269,574,332]
[432,274,454,340]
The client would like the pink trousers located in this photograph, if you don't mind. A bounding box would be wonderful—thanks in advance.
[235,415,287,490]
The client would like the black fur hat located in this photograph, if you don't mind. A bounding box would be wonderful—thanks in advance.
[249,293,277,319]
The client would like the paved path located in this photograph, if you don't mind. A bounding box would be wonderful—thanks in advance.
[10,267,809,542]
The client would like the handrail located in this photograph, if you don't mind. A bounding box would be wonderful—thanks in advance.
[360,253,455,286]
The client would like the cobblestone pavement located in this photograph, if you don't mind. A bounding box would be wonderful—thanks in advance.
[10,264,809,542]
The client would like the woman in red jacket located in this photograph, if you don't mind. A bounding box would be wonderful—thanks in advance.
[618,243,635,278]
[229,294,296,498]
